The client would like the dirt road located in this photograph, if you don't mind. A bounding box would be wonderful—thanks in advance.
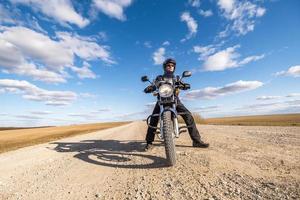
[0,122,299,200]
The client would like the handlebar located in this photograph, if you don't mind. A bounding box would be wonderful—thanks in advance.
[143,79,190,94]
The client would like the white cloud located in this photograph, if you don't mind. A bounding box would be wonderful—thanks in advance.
[193,45,217,60]
[10,0,89,28]
[198,9,213,17]
[188,0,201,7]
[0,38,24,67]
[217,0,266,35]
[0,26,73,68]
[116,111,145,119]
[45,101,70,106]
[185,80,263,100]
[64,110,111,123]
[239,54,265,65]
[144,41,152,48]
[70,62,96,79]
[0,38,66,83]
[0,4,17,24]
[68,113,94,118]
[194,105,221,113]
[31,111,53,115]
[57,32,114,64]
[236,99,300,114]
[15,114,43,120]
[97,31,108,41]
[0,26,114,83]
[256,95,281,101]
[79,92,97,98]
[180,12,198,41]
[218,25,231,38]
[153,47,166,65]
[0,79,77,106]
[190,93,300,117]
[162,41,170,46]
[97,108,111,112]
[256,7,266,17]
[286,93,300,98]
[68,108,112,119]
[10,62,67,83]
[218,0,235,13]
[275,65,300,78]
[203,45,240,71]
[0,4,50,34]
[200,45,264,71]
[253,93,300,101]
[92,0,133,21]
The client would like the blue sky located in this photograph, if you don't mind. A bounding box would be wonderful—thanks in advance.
[0,0,299,127]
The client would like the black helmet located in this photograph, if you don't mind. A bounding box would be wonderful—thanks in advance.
[163,58,176,70]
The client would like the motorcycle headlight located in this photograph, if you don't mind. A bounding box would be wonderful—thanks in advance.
[159,84,173,97]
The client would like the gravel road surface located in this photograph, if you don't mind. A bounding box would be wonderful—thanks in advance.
[0,122,299,200]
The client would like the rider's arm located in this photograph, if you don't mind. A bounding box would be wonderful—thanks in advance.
[176,79,190,90]
[144,75,164,93]
[182,83,190,90]
[144,85,156,93]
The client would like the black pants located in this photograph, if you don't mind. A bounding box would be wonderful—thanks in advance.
[146,101,201,144]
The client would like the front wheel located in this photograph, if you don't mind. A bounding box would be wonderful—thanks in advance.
[162,111,176,166]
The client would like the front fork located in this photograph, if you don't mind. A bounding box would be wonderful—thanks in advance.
[159,105,164,140]
[172,104,180,138]
[173,116,179,138]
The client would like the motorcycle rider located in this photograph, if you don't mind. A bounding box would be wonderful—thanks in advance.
[144,58,209,151]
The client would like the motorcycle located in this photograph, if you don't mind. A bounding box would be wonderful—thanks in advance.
[141,71,193,166]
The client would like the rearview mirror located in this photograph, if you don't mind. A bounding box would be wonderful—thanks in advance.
[182,71,192,78]
[141,76,149,82]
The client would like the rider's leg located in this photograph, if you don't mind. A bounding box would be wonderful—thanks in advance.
[176,101,202,143]
[145,102,160,144]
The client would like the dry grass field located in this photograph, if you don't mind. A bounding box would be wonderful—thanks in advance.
[204,113,300,126]
[178,113,206,124]
[0,122,130,153]
[179,113,300,126]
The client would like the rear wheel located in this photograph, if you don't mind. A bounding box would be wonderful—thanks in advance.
[162,111,176,166]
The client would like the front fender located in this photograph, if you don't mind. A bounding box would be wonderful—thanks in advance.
[160,108,177,118]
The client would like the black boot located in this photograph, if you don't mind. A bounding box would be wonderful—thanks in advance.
[193,140,209,148]
[144,143,154,151]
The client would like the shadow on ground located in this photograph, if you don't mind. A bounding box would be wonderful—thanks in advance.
[51,139,169,169]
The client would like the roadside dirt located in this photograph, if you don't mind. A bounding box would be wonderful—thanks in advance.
[0,122,299,200]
